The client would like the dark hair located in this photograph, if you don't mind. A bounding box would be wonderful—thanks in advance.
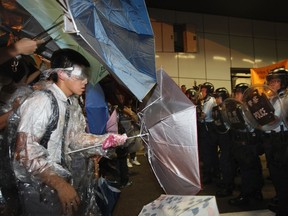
[50,48,90,69]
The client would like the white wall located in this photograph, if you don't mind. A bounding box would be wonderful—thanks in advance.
[148,8,288,93]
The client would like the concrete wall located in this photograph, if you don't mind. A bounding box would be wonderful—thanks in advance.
[148,8,288,93]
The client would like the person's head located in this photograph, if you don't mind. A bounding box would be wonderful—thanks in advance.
[185,88,197,104]
[214,87,229,105]
[49,49,90,96]
[233,83,249,102]
[266,68,288,93]
[200,82,214,98]
[181,85,187,93]
[115,89,125,105]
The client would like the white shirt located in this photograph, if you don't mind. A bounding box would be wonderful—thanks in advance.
[202,96,217,122]
[14,83,110,183]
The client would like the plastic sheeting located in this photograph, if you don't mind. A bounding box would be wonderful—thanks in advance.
[139,69,201,195]
[4,83,126,215]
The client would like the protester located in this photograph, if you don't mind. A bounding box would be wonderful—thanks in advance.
[0,54,43,215]
[10,48,127,215]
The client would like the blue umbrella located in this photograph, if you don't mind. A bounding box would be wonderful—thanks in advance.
[17,0,109,84]
[85,83,109,135]
[67,0,157,101]
[16,0,156,101]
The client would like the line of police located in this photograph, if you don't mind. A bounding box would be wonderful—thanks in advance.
[185,68,288,216]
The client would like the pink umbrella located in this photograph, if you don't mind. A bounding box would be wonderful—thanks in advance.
[106,109,118,133]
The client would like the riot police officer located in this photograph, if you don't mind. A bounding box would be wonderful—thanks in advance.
[226,83,264,205]
[197,82,219,184]
[263,68,288,216]
[185,88,198,105]
[212,87,237,197]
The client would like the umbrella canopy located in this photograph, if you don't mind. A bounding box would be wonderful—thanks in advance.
[16,0,109,84]
[85,83,109,135]
[139,68,201,195]
[66,0,156,101]
[0,1,60,59]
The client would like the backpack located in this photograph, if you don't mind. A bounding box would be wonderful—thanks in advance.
[6,89,59,157]
[0,89,59,201]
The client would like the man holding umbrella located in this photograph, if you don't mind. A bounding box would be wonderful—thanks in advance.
[11,48,127,215]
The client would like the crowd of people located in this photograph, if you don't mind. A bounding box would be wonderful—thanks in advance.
[0,38,144,216]
[1,35,288,216]
[183,69,288,216]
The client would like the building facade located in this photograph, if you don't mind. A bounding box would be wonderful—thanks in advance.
[148,8,288,92]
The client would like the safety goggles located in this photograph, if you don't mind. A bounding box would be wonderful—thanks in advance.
[41,65,89,81]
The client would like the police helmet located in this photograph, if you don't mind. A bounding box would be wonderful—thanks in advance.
[201,82,214,94]
[186,88,197,99]
[266,67,288,90]
[233,83,249,94]
[214,87,230,101]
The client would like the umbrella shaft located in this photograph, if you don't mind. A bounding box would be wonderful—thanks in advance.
[33,20,64,40]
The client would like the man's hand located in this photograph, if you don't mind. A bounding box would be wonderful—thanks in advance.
[102,133,128,149]
[14,38,44,55]
[0,38,45,65]
[56,181,80,215]
[39,171,80,215]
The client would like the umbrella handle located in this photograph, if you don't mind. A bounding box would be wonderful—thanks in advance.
[66,133,149,154]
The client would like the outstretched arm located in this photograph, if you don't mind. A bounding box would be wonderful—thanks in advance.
[0,38,44,65]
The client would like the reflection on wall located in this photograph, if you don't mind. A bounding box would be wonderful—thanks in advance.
[148,8,288,93]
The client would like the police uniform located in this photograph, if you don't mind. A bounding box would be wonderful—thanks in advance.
[263,91,288,215]
[198,91,219,184]
[225,84,264,205]
[229,127,264,204]
[212,88,237,197]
